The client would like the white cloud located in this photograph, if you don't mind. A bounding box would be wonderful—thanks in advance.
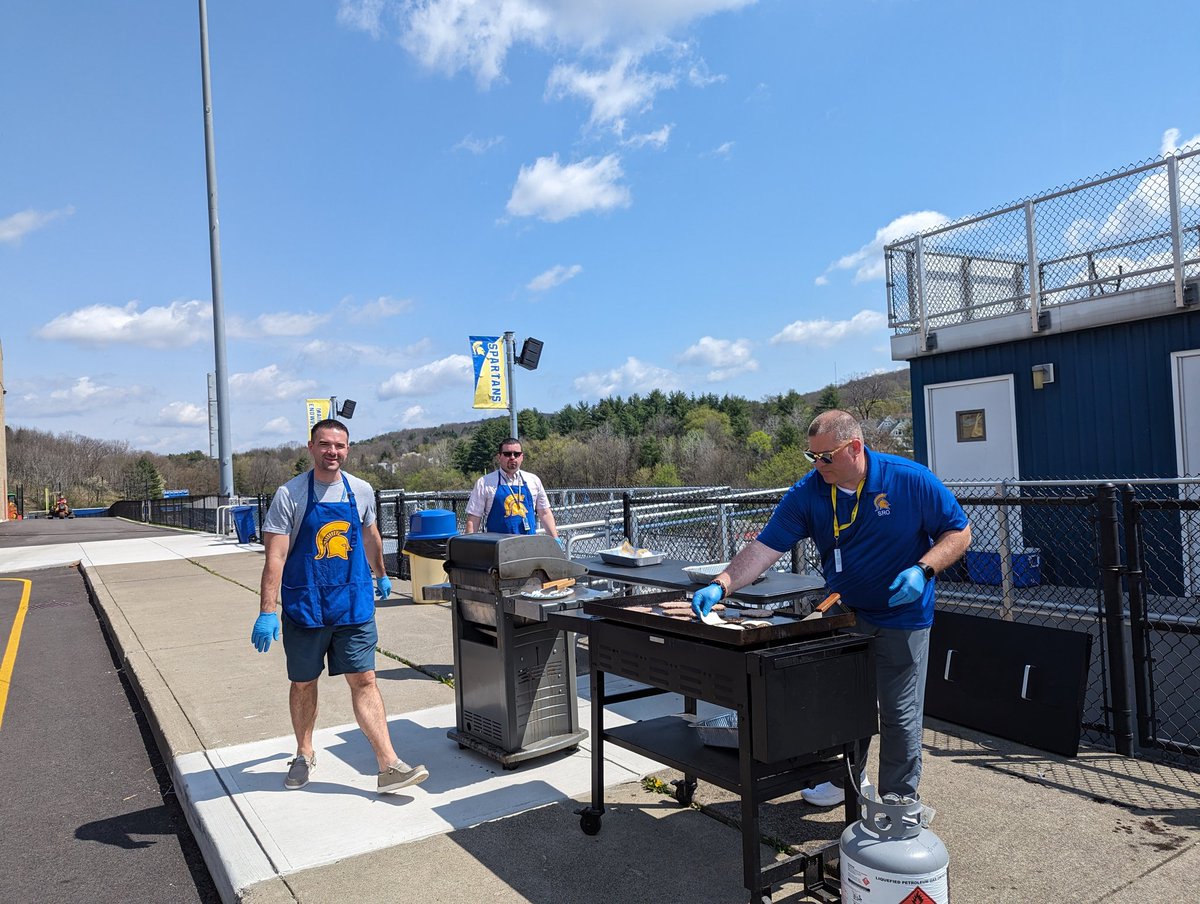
[378,354,472,398]
[156,401,208,427]
[573,356,682,398]
[622,124,672,149]
[337,0,388,39]
[230,364,319,403]
[818,211,951,285]
[770,310,888,348]
[507,154,631,222]
[0,205,74,244]
[260,416,293,436]
[346,295,413,323]
[400,405,427,425]
[39,376,145,415]
[1161,127,1200,156]
[527,263,582,292]
[547,51,675,133]
[453,133,505,154]
[229,310,331,338]
[36,300,211,348]
[349,0,755,87]
[677,336,758,382]
[295,336,429,367]
[705,141,734,158]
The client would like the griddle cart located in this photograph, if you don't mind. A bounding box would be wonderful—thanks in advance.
[580,614,876,903]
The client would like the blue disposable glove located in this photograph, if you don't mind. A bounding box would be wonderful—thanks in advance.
[691,583,724,618]
[888,566,927,607]
[375,575,393,600]
[556,537,567,552]
[252,612,280,653]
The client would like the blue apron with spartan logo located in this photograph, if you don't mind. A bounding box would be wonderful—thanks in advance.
[485,472,536,534]
[280,472,375,627]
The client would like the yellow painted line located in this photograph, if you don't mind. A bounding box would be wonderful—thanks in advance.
[0,578,33,732]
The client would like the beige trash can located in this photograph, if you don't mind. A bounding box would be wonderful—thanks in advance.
[403,551,446,604]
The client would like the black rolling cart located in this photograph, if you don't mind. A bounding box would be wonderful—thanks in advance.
[566,600,876,903]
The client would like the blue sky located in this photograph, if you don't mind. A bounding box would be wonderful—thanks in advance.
[3,0,1199,454]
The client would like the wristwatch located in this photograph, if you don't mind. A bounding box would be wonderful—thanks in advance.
[918,562,936,581]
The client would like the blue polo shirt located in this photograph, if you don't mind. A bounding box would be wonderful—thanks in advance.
[757,447,968,630]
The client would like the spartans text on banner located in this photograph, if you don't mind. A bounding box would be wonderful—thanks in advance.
[470,336,508,409]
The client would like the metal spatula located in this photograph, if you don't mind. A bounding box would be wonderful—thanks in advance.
[800,591,842,620]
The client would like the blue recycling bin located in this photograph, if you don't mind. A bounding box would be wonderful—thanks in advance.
[232,505,258,544]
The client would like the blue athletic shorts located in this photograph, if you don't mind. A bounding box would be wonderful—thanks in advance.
[281,611,377,682]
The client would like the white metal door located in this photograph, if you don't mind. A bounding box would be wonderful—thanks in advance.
[1171,350,1200,595]
[926,375,1022,550]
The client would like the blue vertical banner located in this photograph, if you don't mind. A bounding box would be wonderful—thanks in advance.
[469,336,508,409]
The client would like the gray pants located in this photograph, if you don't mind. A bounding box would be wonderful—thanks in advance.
[846,621,931,798]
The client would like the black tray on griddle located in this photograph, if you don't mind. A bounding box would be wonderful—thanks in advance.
[582,591,856,647]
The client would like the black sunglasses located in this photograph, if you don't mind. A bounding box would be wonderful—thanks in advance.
[500,450,524,458]
[802,439,852,465]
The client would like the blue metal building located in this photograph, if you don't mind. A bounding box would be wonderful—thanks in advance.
[884,148,1200,593]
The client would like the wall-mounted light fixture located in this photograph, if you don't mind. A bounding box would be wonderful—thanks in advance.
[1032,363,1055,390]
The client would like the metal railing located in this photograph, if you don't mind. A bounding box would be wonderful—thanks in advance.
[886,145,1200,341]
[120,477,1198,767]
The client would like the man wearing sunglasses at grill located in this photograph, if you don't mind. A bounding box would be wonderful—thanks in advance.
[692,409,971,806]
[465,437,562,544]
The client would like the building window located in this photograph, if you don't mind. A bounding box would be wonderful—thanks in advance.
[956,409,987,442]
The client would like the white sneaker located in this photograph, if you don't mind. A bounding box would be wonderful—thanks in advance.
[801,781,846,807]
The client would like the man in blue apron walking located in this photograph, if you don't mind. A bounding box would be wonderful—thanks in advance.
[465,437,561,540]
[252,419,428,793]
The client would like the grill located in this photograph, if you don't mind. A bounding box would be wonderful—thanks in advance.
[572,596,876,902]
[441,533,591,767]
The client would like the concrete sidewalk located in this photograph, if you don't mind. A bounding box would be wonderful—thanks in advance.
[5,533,1199,902]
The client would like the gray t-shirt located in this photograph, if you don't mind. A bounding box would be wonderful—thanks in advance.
[263,469,377,551]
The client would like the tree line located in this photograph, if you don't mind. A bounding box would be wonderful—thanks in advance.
[6,371,912,509]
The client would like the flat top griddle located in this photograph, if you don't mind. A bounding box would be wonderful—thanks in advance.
[582,590,855,647]
[576,556,825,605]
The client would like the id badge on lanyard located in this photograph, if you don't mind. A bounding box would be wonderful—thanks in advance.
[831,480,865,573]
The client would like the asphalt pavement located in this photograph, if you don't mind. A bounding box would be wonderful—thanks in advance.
[0,561,218,903]
[1,516,1198,903]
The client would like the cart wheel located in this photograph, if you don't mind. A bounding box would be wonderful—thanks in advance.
[580,812,602,836]
[672,779,697,806]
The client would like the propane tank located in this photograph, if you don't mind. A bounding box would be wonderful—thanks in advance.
[840,787,949,903]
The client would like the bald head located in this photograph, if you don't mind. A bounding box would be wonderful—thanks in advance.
[808,409,863,443]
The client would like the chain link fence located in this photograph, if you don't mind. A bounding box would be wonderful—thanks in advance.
[121,477,1198,767]
[887,145,1200,334]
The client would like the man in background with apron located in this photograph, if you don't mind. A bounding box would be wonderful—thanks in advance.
[252,419,428,794]
[465,437,561,541]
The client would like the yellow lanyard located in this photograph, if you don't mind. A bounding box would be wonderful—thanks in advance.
[831,479,866,545]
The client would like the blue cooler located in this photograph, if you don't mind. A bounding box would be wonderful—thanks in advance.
[965,549,1041,587]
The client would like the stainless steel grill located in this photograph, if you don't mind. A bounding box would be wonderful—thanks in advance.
[441,533,590,768]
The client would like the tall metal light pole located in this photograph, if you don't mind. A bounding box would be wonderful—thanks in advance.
[504,331,519,439]
[198,0,234,497]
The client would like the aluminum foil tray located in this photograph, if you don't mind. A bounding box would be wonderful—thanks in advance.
[597,548,664,567]
[692,711,739,748]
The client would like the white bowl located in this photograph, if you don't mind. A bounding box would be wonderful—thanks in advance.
[682,562,730,584]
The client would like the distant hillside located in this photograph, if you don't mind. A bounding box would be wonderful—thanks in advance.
[7,367,913,505]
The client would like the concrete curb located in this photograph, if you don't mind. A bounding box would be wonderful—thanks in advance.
[81,563,288,904]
